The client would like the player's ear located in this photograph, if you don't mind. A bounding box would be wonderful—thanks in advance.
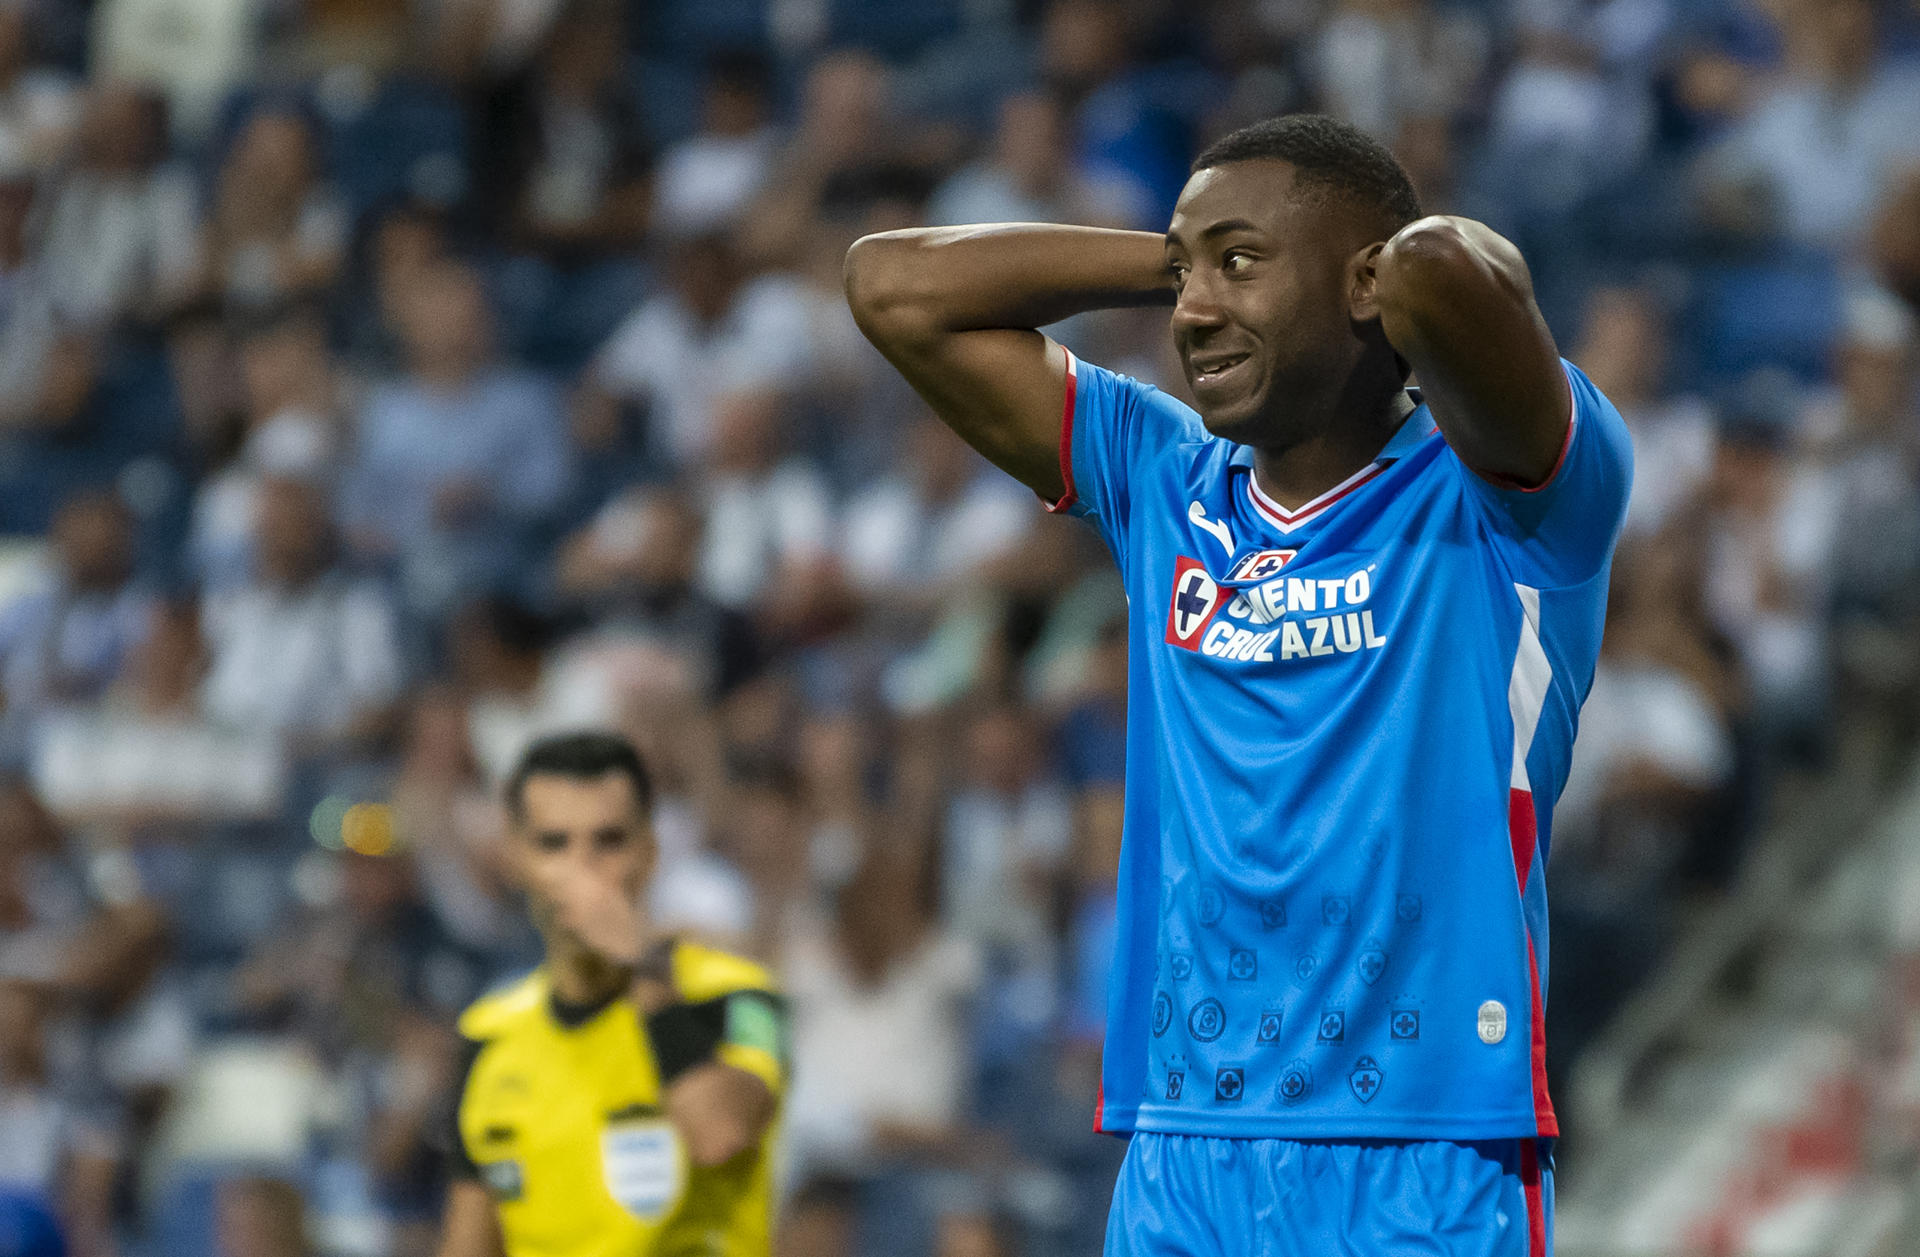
[1348,242,1386,322]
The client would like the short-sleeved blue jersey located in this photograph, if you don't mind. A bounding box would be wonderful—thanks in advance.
[1051,349,1631,1140]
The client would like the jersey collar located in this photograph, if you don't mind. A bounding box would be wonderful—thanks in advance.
[1225,394,1437,534]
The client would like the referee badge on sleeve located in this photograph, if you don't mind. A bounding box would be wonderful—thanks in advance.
[602,1114,686,1221]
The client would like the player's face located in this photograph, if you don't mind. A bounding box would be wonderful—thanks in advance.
[512,772,655,934]
[1165,160,1379,445]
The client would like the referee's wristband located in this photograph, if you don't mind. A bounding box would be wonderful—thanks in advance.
[646,1001,725,1085]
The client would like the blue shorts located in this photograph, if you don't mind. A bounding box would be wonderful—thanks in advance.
[1103,1134,1554,1257]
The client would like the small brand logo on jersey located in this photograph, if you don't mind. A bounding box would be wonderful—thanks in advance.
[1317,1009,1346,1043]
[1357,945,1388,986]
[1477,1000,1508,1044]
[1322,896,1350,926]
[1391,1009,1421,1041]
[1152,992,1172,1037]
[1257,1011,1283,1043]
[1188,998,1226,1042]
[1349,1057,1384,1103]
[1166,1071,1185,1101]
[1396,894,1423,923]
[1164,557,1223,650]
[1228,949,1258,981]
[1214,1067,1245,1102]
[1278,1060,1313,1105]
[1259,900,1287,930]
[1224,549,1297,584]
[1170,952,1194,980]
[1197,885,1225,925]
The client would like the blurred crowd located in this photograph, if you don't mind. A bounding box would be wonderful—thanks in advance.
[0,0,1917,1254]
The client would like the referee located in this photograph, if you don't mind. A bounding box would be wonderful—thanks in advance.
[436,732,786,1257]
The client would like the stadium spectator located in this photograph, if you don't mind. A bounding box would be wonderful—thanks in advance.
[782,839,982,1181]
[200,108,347,313]
[340,260,570,612]
[0,155,93,435]
[1698,0,1920,250]
[472,0,652,256]
[34,84,198,328]
[1571,285,1717,538]
[927,89,1138,230]
[652,50,780,238]
[0,2,76,174]
[0,492,149,730]
[186,305,342,590]
[200,474,404,748]
[581,230,817,470]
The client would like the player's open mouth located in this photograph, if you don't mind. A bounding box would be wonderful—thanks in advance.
[1190,353,1252,393]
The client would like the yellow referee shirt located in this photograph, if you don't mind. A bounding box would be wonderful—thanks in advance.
[449,938,785,1257]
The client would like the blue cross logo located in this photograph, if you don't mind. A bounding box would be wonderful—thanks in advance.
[1176,572,1211,623]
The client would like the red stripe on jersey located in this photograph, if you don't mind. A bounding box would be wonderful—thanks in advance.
[1042,348,1079,514]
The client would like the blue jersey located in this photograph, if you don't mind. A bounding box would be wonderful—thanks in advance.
[1049,349,1631,1141]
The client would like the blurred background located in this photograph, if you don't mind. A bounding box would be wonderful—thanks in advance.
[0,0,1916,1254]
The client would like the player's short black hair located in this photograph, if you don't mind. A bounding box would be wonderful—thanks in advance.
[1191,114,1422,234]
[505,731,654,821]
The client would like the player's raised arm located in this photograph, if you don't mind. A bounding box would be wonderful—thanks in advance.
[843,224,1171,499]
[1368,215,1571,488]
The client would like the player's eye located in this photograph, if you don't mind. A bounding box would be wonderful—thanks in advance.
[1167,260,1189,289]
[534,830,568,853]
[593,827,629,851]
[1223,250,1256,274]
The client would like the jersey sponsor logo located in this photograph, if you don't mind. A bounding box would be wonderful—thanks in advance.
[1187,997,1226,1042]
[1224,548,1297,584]
[1214,1067,1245,1102]
[1349,1056,1384,1103]
[1212,562,1390,664]
[1165,557,1223,650]
[601,1117,685,1222]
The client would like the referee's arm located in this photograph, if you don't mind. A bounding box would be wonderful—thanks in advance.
[648,990,785,1167]
[436,1042,504,1257]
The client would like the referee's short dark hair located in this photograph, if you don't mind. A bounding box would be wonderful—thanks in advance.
[505,731,654,820]
[1191,114,1422,236]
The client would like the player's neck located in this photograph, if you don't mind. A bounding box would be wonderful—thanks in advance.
[548,945,631,1008]
[1249,390,1414,511]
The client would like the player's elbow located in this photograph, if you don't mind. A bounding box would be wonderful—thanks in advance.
[1379,216,1530,306]
[844,231,941,350]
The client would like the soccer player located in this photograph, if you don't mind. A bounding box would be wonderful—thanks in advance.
[844,115,1631,1255]
[436,732,786,1257]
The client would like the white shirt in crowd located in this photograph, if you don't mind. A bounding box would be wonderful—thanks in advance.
[590,275,817,467]
[697,461,833,610]
[199,574,402,740]
[780,912,981,1180]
